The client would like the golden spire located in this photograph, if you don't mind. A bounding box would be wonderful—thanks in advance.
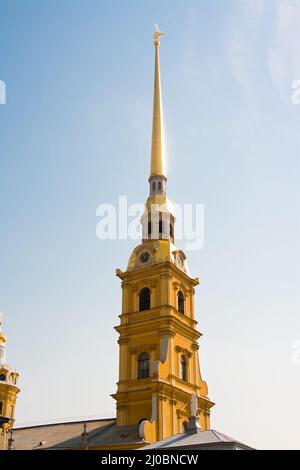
[150,25,166,178]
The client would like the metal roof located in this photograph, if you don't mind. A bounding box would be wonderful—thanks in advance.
[141,429,254,450]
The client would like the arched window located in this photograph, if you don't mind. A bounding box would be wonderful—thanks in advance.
[159,220,163,234]
[182,421,188,433]
[158,181,162,191]
[139,287,150,311]
[152,182,156,191]
[178,290,185,314]
[170,223,174,239]
[180,355,187,381]
[148,221,152,237]
[138,352,150,379]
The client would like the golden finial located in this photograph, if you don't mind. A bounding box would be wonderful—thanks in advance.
[153,24,165,45]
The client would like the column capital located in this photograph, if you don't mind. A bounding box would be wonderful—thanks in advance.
[118,336,130,345]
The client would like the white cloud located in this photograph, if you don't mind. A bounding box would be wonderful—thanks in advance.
[267,0,300,101]
[227,0,268,91]
[227,0,300,106]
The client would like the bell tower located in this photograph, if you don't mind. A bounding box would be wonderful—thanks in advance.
[0,316,20,450]
[112,27,214,443]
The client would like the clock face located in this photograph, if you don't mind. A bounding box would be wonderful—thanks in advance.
[0,374,6,381]
[140,251,150,264]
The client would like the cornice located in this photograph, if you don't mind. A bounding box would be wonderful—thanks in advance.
[116,261,199,287]
[174,346,193,357]
[115,317,201,343]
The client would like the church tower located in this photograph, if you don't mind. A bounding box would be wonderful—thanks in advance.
[112,28,214,443]
[0,317,20,450]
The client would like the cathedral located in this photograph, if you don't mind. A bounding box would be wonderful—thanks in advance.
[0,30,252,451]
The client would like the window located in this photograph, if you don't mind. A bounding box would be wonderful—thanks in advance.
[148,221,152,237]
[139,287,150,311]
[152,182,156,191]
[138,352,150,379]
[0,402,2,415]
[159,220,163,234]
[178,291,185,314]
[180,355,187,381]
[170,223,174,239]
[158,181,162,191]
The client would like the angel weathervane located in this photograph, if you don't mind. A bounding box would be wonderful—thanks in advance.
[153,24,165,42]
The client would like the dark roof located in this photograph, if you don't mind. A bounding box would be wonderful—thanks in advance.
[11,418,115,450]
[141,429,254,450]
[11,418,146,450]
[48,421,144,449]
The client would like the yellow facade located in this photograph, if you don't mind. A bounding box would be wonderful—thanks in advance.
[113,242,214,443]
[0,323,20,450]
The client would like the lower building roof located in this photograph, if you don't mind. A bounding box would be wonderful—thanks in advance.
[141,429,254,450]
[10,419,253,450]
[11,418,115,450]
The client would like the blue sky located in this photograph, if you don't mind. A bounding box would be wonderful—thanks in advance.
[0,0,299,449]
